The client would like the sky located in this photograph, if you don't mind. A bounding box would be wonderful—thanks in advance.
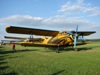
[0,0,100,41]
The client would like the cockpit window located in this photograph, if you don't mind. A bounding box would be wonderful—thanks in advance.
[61,31,67,34]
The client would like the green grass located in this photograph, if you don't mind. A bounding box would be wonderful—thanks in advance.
[0,42,100,75]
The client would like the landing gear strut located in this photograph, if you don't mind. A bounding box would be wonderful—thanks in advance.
[72,46,78,51]
[56,45,60,53]
[56,49,59,53]
[74,48,78,51]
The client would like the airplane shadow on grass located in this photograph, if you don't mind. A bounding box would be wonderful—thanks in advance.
[45,46,92,53]
[0,47,39,75]
[0,46,3,48]
[0,56,18,75]
[90,45,100,49]
[77,47,92,51]
[0,49,20,75]
[0,66,17,75]
[0,49,38,55]
[2,72,18,75]
[51,70,65,75]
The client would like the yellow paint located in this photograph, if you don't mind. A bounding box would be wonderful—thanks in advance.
[6,26,11,32]
[5,26,95,47]
[41,32,74,46]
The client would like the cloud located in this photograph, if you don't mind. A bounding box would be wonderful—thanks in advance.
[0,0,100,39]
[59,2,82,12]
[59,0,100,16]
[0,15,100,39]
[77,0,84,4]
[0,15,99,30]
[84,7,100,16]
[0,15,44,26]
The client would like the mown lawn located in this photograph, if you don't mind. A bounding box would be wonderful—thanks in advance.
[0,42,100,75]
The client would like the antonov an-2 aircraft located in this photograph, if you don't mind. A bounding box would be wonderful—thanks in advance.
[5,26,96,53]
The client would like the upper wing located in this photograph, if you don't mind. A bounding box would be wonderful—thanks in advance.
[6,26,59,36]
[71,31,96,36]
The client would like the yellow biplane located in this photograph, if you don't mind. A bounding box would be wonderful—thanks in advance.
[5,26,96,52]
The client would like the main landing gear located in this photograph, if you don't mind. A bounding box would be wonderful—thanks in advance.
[73,46,78,51]
[56,45,60,53]
[56,49,60,53]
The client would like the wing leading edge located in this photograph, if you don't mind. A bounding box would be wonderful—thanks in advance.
[6,26,59,36]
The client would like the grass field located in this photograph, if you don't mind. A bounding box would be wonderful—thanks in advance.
[0,42,100,75]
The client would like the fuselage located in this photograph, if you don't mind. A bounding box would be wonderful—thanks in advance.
[42,31,74,46]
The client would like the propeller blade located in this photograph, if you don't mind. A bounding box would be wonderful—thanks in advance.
[74,36,76,47]
[76,25,78,32]
[74,25,78,47]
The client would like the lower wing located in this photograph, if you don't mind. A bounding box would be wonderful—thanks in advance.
[19,42,87,47]
[4,36,26,39]
[20,42,58,47]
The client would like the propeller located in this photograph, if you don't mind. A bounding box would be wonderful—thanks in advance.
[68,25,85,47]
[74,25,78,48]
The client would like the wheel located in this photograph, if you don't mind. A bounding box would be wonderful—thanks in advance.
[56,49,59,53]
[74,48,78,51]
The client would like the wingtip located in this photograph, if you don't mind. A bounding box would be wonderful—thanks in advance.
[6,26,11,33]
[6,26,11,29]
[4,36,6,38]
